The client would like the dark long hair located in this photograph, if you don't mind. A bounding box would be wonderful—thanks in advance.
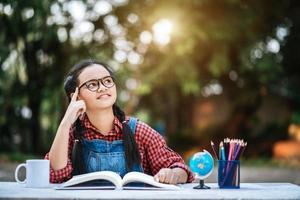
[63,59,141,175]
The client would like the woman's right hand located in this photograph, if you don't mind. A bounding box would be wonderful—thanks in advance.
[62,87,86,125]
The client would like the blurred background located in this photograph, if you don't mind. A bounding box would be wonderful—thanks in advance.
[0,0,300,184]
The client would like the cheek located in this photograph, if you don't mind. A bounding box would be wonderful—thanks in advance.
[112,87,117,98]
[79,91,94,103]
[110,87,117,102]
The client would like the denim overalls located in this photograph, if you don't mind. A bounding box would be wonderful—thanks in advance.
[82,117,143,178]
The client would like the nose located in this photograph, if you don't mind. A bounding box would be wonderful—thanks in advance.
[97,81,108,92]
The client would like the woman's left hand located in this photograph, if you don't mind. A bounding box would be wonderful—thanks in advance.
[154,168,187,184]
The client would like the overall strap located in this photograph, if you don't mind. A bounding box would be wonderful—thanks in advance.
[128,117,138,134]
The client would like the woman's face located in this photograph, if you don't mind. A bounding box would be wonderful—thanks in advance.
[77,64,117,111]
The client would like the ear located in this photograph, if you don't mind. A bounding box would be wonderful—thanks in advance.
[70,89,81,100]
[70,93,81,101]
[70,92,77,100]
[77,93,81,100]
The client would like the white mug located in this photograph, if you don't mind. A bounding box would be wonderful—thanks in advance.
[15,159,50,188]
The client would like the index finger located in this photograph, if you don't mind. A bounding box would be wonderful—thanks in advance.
[71,87,79,102]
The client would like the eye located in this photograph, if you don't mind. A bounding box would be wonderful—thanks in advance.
[103,78,113,84]
[86,81,98,89]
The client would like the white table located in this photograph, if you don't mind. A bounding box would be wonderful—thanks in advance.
[1,182,300,199]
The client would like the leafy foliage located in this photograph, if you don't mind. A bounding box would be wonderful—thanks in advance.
[0,0,299,157]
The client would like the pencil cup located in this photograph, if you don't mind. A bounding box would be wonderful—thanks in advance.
[218,160,240,189]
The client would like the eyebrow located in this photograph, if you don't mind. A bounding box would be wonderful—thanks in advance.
[79,76,111,85]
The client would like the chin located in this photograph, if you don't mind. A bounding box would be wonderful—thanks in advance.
[93,101,115,110]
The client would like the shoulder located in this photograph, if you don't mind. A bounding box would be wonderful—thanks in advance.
[129,117,165,146]
[126,117,154,133]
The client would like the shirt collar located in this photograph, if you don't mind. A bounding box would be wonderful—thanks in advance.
[80,114,124,135]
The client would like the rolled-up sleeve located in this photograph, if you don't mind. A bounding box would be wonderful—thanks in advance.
[138,122,194,183]
[44,126,75,183]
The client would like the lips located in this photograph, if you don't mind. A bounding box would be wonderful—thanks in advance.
[96,93,111,99]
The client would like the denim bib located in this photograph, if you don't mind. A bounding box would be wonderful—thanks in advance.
[82,117,143,177]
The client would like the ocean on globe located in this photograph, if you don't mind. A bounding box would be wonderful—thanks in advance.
[189,150,214,179]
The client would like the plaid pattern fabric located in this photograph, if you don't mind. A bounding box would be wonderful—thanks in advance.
[45,115,194,183]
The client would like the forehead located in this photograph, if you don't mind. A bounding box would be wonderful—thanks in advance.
[78,64,111,83]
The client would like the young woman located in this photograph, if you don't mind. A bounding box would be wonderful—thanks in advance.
[45,59,194,184]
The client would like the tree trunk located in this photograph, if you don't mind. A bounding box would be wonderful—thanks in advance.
[24,42,44,155]
[28,90,42,154]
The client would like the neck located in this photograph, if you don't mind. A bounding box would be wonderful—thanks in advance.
[86,107,115,135]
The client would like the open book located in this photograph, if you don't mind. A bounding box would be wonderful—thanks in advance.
[55,171,180,190]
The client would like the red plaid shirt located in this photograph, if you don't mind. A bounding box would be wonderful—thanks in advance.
[45,115,194,183]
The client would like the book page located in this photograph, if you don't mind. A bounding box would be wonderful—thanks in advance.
[61,171,123,189]
[122,172,180,190]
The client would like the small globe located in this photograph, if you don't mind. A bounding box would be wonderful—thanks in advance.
[189,150,214,180]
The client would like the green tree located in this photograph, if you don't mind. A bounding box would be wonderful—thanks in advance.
[0,0,69,153]
[120,0,299,152]
[1,0,299,157]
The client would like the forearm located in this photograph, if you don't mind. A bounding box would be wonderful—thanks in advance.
[49,120,72,170]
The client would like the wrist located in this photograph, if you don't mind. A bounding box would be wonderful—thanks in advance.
[60,118,72,129]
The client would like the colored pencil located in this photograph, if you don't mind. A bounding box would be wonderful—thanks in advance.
[210,141,219,159]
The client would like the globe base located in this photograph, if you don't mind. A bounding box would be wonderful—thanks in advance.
[193,179,210,189]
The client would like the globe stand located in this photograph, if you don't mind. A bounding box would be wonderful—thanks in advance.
[193,179,210,189]
[189,150,214,190]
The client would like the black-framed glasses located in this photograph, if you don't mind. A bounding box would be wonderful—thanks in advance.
[79,76,115,92]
